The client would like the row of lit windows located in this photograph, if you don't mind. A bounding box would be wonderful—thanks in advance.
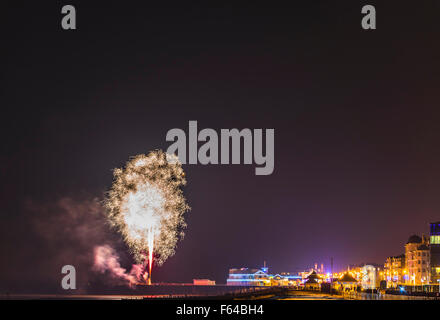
[409,268,428,273]
[408,252,428,259]
[431,235,440,244]
[408,261,429,267]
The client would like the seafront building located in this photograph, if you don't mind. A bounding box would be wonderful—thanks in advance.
[334,273,358,292]
[405,235,430,285]
[226,268,270,286]
[193,279,216,285]
[384,254,405,288]
[226,267,302,286]
[430,222,440,284]
[382,224,440,288]
[226,223,440,292]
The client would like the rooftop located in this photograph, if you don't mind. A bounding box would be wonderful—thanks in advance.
[407,235,422,244]
[338,273,357,283]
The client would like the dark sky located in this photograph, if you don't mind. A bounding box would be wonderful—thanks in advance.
[1,1,440,292]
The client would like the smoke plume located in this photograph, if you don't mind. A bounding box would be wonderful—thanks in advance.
[93,245,144,286]
[0,196,141,293]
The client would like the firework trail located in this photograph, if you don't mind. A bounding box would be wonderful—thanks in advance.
[105,150,189,284]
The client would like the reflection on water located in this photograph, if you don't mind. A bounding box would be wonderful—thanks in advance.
[278,291,438,300]
[277,292,345,300]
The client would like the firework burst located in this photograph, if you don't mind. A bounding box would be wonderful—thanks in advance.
[105,150,189,283]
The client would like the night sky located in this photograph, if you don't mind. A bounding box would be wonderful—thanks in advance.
[1,1,440,292]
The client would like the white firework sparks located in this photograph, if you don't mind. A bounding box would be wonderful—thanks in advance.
[105,150,190,276]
